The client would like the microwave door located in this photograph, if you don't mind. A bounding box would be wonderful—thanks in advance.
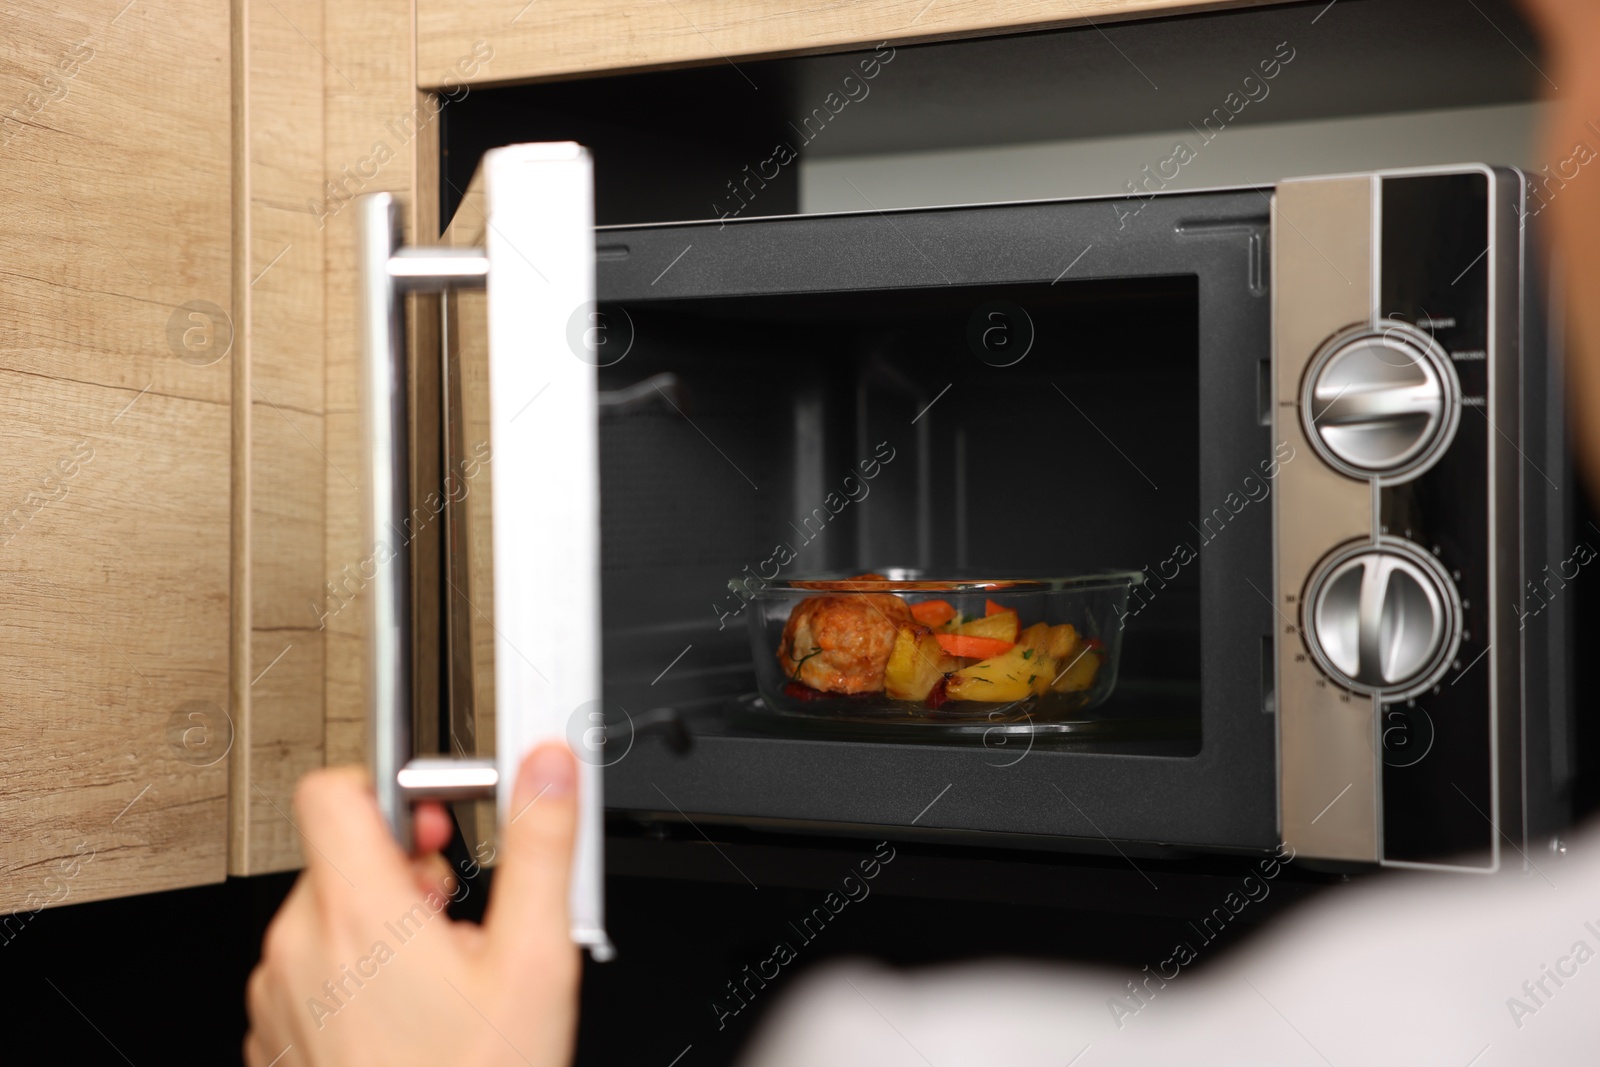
[358,143,611,961]
[481,144,613,959]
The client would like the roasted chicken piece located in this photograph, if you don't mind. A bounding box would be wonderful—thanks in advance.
[778,592,913,694]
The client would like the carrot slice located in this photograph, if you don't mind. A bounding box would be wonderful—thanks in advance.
[910,599,957,627]
[984,598,1006,617]
[935,632,1015,658]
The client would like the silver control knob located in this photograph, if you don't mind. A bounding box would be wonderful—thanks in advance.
[1304,541,1461,699]
[1301,322,1459,480]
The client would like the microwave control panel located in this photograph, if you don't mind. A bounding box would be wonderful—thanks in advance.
[1272,166,1524,871]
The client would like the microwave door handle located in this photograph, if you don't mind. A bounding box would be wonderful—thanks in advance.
[358,194,494,845]
[357,191,419,850]
[481,144,613,961]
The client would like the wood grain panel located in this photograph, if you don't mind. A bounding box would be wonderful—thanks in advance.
[228,0,330,874]
[239,404,327,872]
[241,627,327,867]
[0,0,232,912]
[322,0,421,769]
[416,0,1276,88]
[250,404,327,635]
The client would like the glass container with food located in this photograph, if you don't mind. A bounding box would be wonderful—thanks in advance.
[739,569,1141,730]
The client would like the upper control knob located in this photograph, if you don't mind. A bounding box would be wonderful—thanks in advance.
[1304,540,1461,699]
[1301,321,1460,481]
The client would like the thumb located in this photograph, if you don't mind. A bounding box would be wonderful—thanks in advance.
[484,741,579,967]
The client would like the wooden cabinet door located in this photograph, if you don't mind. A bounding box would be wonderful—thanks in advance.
[0,0,231,913]
[415,0,1265,90]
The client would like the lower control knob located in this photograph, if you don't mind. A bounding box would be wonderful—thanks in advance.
[1304,541,1461,699]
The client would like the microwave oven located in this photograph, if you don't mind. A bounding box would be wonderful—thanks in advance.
[357,147,1571,956]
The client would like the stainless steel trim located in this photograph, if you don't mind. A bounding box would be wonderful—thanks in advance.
[1370,173,1381,331]
[1273,173,1379,864]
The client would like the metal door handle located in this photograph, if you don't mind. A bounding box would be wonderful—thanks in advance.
[358,192,491,848]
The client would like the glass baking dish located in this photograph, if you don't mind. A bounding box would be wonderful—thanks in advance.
[738,569,1142,729]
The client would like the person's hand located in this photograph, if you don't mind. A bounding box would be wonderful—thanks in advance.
[244,743,582,1067]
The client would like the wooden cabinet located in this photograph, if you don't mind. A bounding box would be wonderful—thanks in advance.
[230,0,331,875]
[414,0,1269,89]
[0,0,232,912]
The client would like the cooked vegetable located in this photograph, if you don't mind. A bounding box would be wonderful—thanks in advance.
[984,598,1006,617]
[910,598,958,628]
[1020,621,1084,663]
[885,626,945,701]
[1046,623,1084,663]
[954,609,1019,644]
[1051,646,1101,692]
[1017,622,1051,658]
[946,643,1041,702]
[934,632,1015,659]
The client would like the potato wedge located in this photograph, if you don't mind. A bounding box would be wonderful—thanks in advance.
[946,642,1049,702]
[1024,649,1056,696]
[1050,647,1101,692]
[955,609,1019,644]
[1045,623,1083,663]
[884,626,945,702]
[1017,622,1052,658]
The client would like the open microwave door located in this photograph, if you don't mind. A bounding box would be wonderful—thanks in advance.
[358,142,611,961]
[482,144,612,959]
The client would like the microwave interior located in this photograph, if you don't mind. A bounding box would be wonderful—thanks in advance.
[596,275,1204,748]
